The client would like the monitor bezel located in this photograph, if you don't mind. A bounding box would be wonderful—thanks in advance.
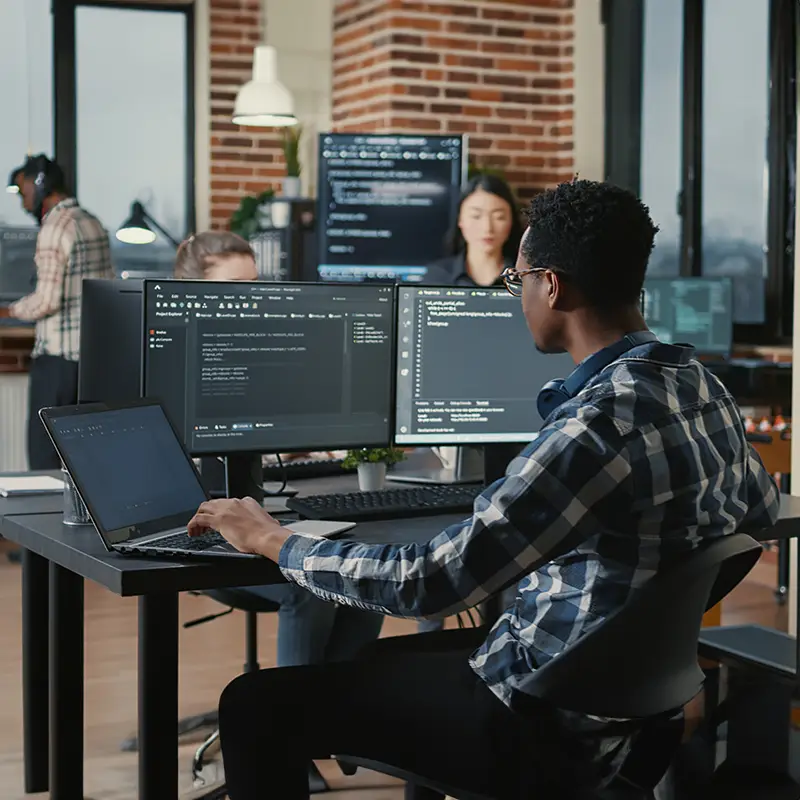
[314,132,468,284]
[141,278,399,457]
[392,283,550,448]
[642,275,734,357]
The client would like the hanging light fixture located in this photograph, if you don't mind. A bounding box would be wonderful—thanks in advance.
[232,45,297,127]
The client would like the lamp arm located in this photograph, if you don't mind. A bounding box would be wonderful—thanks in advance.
[142,210,182,248]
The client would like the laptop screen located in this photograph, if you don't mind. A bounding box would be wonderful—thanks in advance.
[46,403,208,544]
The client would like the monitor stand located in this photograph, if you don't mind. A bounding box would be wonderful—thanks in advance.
[199,456,227,498]
[224,452,265,502]
[387,446,484,485]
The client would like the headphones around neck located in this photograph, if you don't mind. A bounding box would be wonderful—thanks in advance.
[536,330,659,421]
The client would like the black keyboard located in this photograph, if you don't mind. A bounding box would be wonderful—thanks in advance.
[153,530,227,551]
[150,519,294,551]
[286,485,483,522]
[263,457,352,481]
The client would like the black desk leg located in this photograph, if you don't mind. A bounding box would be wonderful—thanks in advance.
[22,549,49,794]
[776,539,789,604]
[49,561,84,800]
[138,592,179,800]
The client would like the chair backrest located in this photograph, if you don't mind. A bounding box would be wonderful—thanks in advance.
[519,532,762,719]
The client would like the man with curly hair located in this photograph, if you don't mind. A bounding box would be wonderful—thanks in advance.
[188,180,779,799]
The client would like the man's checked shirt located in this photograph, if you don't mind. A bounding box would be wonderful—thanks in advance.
[10,198,113,361]
[279,339,779,717]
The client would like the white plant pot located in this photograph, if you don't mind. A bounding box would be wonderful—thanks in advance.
[282,176,301,198]
[357,462,386,492]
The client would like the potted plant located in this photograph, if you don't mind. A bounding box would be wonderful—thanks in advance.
[343,447,405,491]
[230,188,275,238]
[281,124,303,198]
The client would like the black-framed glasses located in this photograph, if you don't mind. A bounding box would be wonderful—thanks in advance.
[500,266,549,297]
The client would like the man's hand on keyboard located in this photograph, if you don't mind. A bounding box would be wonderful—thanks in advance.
[188,497,290,559]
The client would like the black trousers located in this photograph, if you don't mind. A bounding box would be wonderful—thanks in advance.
[28,355,78,470]
[218,628,606,799]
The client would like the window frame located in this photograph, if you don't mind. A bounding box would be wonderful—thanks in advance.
[52,0,196,237]
[602,0,797,345]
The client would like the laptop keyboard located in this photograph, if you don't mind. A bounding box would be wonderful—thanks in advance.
[155,531,227,551]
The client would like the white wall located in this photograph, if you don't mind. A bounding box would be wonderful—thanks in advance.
[264,0,334,197]
[574,0,605,181]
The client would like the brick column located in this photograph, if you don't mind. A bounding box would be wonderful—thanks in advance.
[208,0,284,229]
[332,0,575,201]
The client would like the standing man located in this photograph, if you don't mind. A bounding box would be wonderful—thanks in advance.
[3,154,113,469]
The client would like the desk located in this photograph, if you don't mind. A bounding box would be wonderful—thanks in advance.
[3,480,800,800]
[0,477,69,796]
[0,477,463,800]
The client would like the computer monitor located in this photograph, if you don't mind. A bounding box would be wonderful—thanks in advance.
[642,277,733,356]
[78,279,144,404]
[0,227,37,301]
[316,133,466,284]
[142,279,397,455]
[394,286,575,447]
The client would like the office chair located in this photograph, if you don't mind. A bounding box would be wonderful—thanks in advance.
[335,533,762,800]
[177,590,332,797]
[120,588,280,752]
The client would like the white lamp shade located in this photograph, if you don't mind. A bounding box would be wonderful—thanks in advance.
[116,226,157,245]
[233,45,297,127]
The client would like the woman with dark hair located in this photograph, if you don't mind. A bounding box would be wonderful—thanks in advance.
[425,174,523,287]
[417,175,522,636]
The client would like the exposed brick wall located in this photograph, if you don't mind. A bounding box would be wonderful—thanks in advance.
[332,0,575,202]
[208,0,284,229]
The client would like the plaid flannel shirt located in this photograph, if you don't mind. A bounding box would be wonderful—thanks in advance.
[10,198,113,361]
[279,341,779,723]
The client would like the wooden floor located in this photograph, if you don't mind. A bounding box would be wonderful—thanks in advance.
[0,543,787,799]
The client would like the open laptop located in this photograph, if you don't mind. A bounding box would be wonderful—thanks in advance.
[39,400,354,560]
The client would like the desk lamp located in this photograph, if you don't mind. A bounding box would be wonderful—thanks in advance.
[116,201,181,248]
[6,166,23,193]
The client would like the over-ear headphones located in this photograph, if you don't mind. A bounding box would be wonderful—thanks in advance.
[536,330,659,420]
[27,155,53,216]
[19,154,61,223]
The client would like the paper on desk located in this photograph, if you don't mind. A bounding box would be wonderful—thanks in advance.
[283,520,357,539]
[0,475,65,496]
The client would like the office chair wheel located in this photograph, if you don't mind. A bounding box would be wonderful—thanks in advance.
[775,585,787,605]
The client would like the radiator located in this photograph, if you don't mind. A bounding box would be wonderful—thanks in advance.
[0,374,28,471]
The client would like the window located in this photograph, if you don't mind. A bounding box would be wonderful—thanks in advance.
[74,5,188,276]
[53,1,194,279]
[639,0,683,277]
[0,0,52,230]
[604,0,796,343]
[701,0,770,324]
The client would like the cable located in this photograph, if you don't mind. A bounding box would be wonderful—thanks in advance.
[262,452,288,497]
[466,608,477,628]
[22,0,33,155]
